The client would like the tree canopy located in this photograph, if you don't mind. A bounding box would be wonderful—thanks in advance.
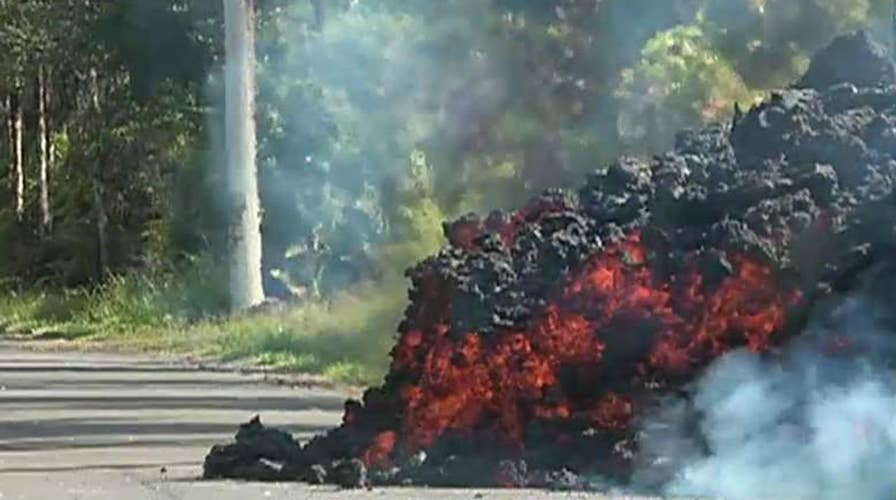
[0,0,890,306]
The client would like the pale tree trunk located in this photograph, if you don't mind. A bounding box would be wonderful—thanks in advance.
[38,65,51,234]
[892,0,896,55]
[310,0,326,31]
[5,94,12,195]
[223,0,265,311]
[90,68,109,279]
[12,83,24,222]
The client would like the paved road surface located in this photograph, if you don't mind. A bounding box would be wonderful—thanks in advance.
[0,341,650,499]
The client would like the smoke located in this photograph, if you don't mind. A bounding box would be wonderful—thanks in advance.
[248,1,511,298]
[243,1,896,300]
[636,269,896,499]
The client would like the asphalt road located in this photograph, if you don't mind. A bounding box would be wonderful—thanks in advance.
[0,341,653,500]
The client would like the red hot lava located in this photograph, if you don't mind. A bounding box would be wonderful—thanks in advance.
[359,231,799,468]
[203,33,896,488]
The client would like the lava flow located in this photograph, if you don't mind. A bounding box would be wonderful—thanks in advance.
[204,31,896,490]
[358,231,798,468]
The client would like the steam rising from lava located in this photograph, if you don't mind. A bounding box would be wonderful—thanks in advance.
[640,268,896,499]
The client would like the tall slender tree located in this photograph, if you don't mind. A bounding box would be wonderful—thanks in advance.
[89,67,109,278]
[892,0,896,54]
[37,64,51,234]
[11,81,23,222]
[223,0,265,311]
[4,94,13,204]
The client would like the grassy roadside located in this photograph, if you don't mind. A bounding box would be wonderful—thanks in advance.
[0,275,407,386]
[0,201,445,387]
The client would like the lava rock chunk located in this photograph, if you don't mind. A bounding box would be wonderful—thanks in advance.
[327,458,368,489]
[796,30,896,90]
[202,416,304,481]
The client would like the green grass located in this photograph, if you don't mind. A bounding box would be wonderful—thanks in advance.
[0,273,408,386]
[0,194,447,387]
[0,151,450,387]
[174,279,407,384]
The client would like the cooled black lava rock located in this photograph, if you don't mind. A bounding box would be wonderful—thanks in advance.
[528,468,582,491]
[796,30,896,89]
[203,444,285,481]
[327,458,368,488]
[202,416,303,481]
[299,463,328,485]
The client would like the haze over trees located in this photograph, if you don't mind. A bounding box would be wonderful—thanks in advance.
[0,0,891,381]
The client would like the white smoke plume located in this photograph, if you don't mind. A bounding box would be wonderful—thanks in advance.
[636,272,896,500]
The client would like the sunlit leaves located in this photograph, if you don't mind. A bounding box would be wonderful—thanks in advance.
[616,25,757,151]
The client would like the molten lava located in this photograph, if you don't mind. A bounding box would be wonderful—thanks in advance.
[203,33,896,489]
[359,231,798,467]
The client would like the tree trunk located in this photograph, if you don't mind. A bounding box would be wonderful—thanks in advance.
[310,0,326,31]
[38,65,51,234]
[223,0,265,311]
[12,84,24,222]
[5,94,12,194]
[892,0,896,55]
[90,68,109,279]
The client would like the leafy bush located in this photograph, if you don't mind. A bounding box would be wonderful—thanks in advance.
[616,24,760,152]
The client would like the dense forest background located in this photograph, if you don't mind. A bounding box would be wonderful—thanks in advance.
[0,0,893,382]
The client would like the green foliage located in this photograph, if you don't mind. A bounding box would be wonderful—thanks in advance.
[616,24,759,151]
[0,272,404,386]
[378,150,447,268]
[0,256,227,338]
[252,1,497,299]
[207,278,407,385]
[699,0,881,87]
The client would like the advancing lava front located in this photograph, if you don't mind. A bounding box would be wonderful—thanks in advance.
[204,31,896,490]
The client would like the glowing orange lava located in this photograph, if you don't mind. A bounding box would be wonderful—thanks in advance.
[359,231,798,467]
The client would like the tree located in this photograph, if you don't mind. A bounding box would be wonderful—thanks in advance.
[223,0,265,311]
[37,64,51,234]
[89,67,110,278]
[10,81,23,222]
[616,25,756,152]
